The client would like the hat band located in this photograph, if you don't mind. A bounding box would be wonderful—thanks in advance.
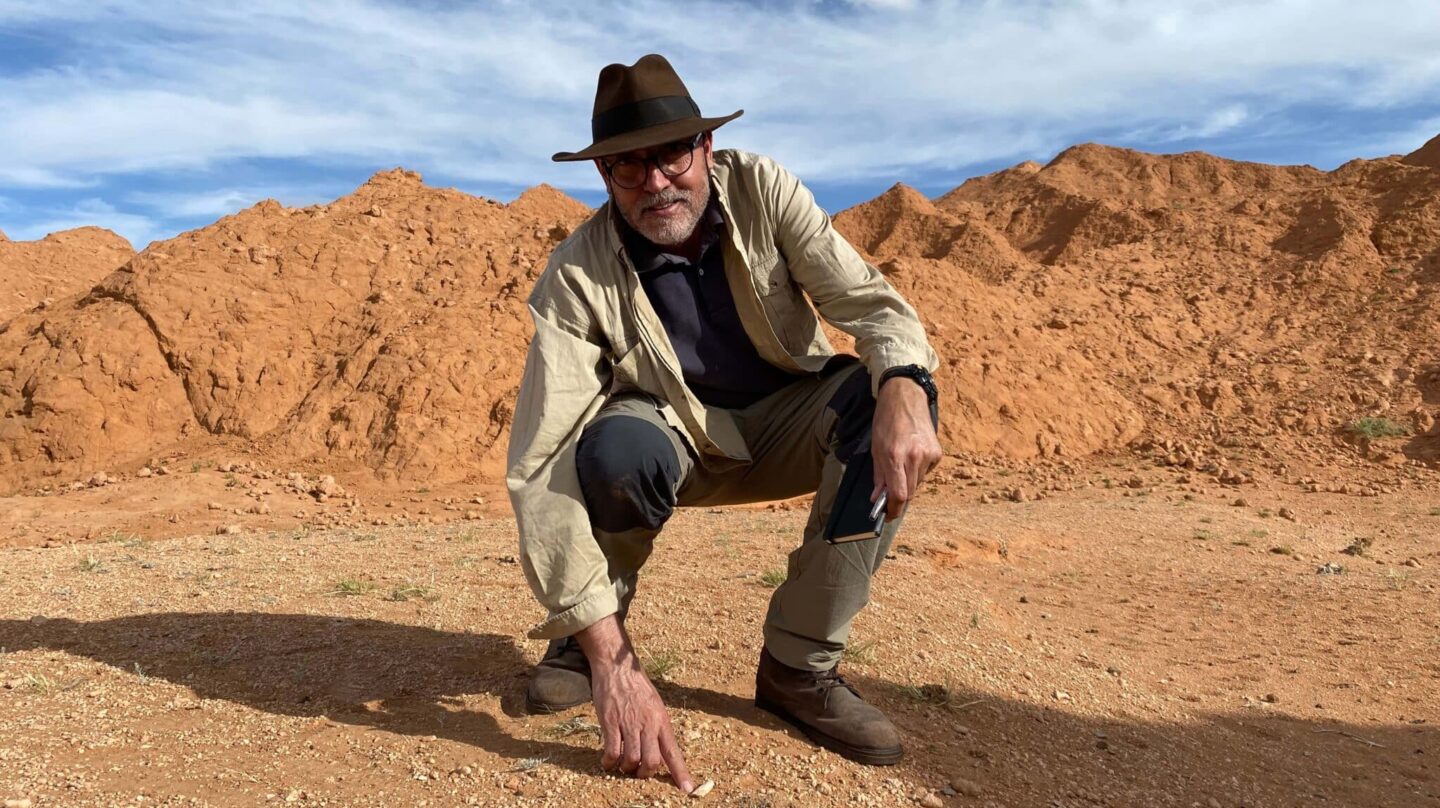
[592,95,701,142]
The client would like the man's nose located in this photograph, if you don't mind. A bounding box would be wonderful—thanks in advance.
[641,162,671,194]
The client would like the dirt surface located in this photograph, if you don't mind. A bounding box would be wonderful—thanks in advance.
[1,469,1436,807]
[0,227,134,322]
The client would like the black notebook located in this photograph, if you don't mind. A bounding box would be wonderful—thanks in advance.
[823,449,886,544]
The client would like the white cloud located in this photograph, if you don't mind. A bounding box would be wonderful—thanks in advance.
[126,183,344,219]
[0,0,1437,217]
[5,198,161,250]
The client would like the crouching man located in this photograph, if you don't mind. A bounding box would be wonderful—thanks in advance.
[507,54,941,792]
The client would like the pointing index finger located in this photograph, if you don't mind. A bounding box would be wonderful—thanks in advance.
[659,723,695,793]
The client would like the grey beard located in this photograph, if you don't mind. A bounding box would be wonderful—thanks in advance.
[620,182,710,246]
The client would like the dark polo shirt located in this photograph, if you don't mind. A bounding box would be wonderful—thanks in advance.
[621,199,796,409]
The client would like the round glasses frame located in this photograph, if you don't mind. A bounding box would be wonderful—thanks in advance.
[603,133,706,190]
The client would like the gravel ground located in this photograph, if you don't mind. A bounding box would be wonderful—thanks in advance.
[1,475,1437,807]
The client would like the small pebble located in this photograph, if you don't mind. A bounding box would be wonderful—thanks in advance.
[949,777,985,797]
[919,793,944,808]
[689,779,715,798]
[6,799,34,808]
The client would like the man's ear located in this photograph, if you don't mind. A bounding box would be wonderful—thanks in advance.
[702,132,715,169]
[593,158,612,192]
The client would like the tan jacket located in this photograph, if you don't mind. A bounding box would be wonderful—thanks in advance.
[506,149,939,639]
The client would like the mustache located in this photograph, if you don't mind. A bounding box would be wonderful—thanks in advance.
[636,188,691,210]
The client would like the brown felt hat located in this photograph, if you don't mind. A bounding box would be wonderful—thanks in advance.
[552,54,742,162]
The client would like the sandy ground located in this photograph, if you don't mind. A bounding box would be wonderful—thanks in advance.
[1,464,1436,808]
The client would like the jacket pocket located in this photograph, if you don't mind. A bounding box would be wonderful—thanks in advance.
[608,338,645,393]
[751,250,804,348]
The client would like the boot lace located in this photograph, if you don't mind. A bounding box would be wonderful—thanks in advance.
[814,667,859,709]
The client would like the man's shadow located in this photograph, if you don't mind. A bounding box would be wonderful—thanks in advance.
[0,612,762,777]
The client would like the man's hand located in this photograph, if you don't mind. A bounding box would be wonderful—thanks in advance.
[871,375,942,519]
[575,614,695,793]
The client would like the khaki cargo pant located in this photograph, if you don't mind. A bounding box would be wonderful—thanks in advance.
[575,360,925,671]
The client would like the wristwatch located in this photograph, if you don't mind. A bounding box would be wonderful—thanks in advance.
[879,364,938,405]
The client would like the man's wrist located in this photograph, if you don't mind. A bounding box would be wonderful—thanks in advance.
[575,613,638,675]
[878,364,937,405]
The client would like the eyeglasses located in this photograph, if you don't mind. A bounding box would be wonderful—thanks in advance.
[603,133,705,189]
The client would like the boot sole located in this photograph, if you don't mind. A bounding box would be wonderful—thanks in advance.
[524,692,592,715]
[754,694,903,766]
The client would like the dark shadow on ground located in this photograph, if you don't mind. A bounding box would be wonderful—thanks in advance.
[2,614,1434,806]
[0,613,605,777]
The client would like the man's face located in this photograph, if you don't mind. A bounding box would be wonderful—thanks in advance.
[596,133,713,246]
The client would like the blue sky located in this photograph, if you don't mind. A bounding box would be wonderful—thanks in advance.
[2,0,1439,249]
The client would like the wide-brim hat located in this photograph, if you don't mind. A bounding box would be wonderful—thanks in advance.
[552,54,742,162]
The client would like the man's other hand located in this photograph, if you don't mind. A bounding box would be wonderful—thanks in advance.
[575,614,695,792]
[871,375,942,519]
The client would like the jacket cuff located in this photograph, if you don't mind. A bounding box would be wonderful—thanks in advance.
[866,342,939,397]
[526,585,621,640]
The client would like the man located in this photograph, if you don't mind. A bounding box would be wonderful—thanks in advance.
[507,54,941,792]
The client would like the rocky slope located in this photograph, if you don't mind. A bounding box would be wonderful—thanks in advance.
[2,136,1438,494]
[0,226,134,321]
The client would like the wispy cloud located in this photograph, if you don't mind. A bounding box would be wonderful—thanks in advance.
[126,183,344,220]
[5,198,161,249]
[1,0,1439,245]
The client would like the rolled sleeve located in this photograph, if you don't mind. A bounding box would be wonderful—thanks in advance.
[763,157,940,395]
[506,268,617,639]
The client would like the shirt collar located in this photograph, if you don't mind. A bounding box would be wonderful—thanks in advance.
[620,195,724,273]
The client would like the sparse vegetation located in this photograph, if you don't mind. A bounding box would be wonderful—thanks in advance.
[713,534,740,559]
[24,673,57,693]
[1428,507,1440,517]
[387,578,439,602]
[329,578,374,596]
[759,567,787,588]
[507,756,549,773]
[1193,529,1217,541]
[893,681,959,708]
[546,716,601,739]
[1341,537,1373,557]
[843,639,878,665]
[1350,417,1410,440]
[77,554,106,573]
[1386,568,1410,591]
[1270,545,1295,556]
[643,649,681,680]
[224,472,239,487]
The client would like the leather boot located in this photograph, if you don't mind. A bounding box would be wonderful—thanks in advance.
[525,634,592,714]
[524,596,633,714]
[754,647,903,765]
